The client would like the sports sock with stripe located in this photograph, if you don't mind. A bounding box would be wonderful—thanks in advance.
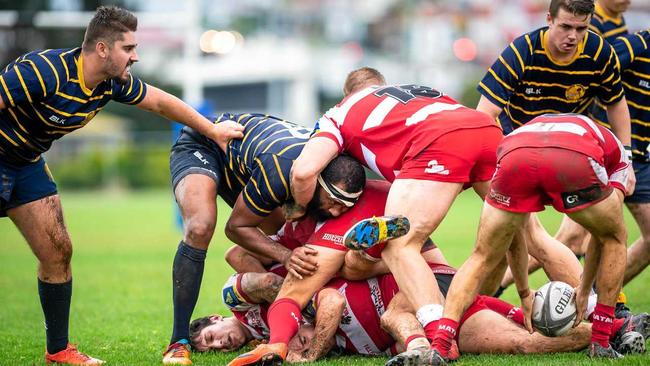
[268,298,302,344]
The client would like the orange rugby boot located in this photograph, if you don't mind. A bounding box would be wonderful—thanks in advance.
[228,342,287,366]
[45,344,105,365]
[162,339,192,365]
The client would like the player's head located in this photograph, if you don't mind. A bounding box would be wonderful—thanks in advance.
[189,315,249,352]
[82,6,139,85]
[597,0,631,16]
[306,154,366,221]
[343,67,386,97]
[287,324,317,356]
[546,0,594,57]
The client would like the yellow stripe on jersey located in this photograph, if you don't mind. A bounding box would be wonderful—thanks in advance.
[487,68,514,91]
[524,66,597,75]
[620,37,635,61]
[593,35,604,62]
[0,75,15,106]
[622,81,650,96]
[14,65,33,103]
[38,52,60,92]
[632,118,650,127]
[524,34,533,55]
[627,69,650,79]
[254,158,280,204]
[478,81,508,105]
[41,102,97,117]
[276,142,305,156]
[0,128,19,146]
[243,188,271,214]
[509,43,525,72]
[59,53,70,81]
[631,134,650,142]
[7,108,31,135]
[498,56,519,79]
[272,155,289,198]
[603,28,628,40]
[512,92,579,103]
[22,59,46,97]
[636,56,650,63]
[508,102,562,115]
[504,107,525,126]
[602,89,624,104]
[125,79,145,104]
[628,100,650,112]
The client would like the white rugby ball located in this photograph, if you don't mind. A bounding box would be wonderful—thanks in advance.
[532,281,577,337]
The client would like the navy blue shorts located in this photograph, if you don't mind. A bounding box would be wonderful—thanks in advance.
[625,160,650,204]
[0,157,58,217]
[169,127,242,207]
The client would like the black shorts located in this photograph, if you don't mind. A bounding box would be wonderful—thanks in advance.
[169,127,241,207]
[0,157,58,217]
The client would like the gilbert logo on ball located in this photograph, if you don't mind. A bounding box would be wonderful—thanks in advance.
[532,281,577,337]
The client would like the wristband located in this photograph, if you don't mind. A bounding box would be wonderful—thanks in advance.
[623,145,632,160]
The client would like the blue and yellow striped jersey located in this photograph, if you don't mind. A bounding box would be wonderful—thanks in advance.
[589,3,628,41]
[0,47,147,166]
[589,14,650,160]
[216,112,310,216]
[477,27,624,134]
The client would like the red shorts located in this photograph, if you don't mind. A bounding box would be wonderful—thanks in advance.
[396,126,501,183]
[487,147,613,213]
[459,295,489,330]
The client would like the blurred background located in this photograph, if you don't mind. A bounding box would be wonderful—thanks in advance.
[0,0,648,191]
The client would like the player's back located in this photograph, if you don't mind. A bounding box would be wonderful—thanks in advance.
[316,84,494,180]
[500,114,616,159]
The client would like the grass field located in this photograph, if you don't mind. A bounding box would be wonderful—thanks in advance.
[1,189,649,366]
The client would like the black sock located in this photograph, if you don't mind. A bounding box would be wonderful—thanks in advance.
[171,241,207,344]
[493,285,506,298]
[38,279,72,354]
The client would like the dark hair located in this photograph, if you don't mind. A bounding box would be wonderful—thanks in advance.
[82,6,138,51]
[189,316,214,350]
[322,154,366,194]
[343,67,386,97]
[549,0,594,18]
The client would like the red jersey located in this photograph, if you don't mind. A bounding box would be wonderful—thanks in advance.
[499,114,629,192]
[314,84,495,181]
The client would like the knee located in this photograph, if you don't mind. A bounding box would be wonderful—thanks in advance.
[42,230,73,268]
[184,218,216,247]
[380,310,394,331]
[260,273,283,293]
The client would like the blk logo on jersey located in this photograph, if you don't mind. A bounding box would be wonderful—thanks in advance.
[425,160,449,175]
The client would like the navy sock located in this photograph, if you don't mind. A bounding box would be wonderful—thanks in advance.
[493,285,506,298]
[38,279,71,354]
[171,241,207,344]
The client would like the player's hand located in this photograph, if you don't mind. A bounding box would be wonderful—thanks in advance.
[283,200,307,222]
[519,288,534,334]
[284,246,319,279]
[573,286,589,327]
[210,120,244,151]
[286,350,314,363]
[625,165,636,196]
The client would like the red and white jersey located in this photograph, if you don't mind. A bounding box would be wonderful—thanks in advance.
[499,114,629,192]
[233,304,270,341]
[319,275,398,355]
[314,84,495,181]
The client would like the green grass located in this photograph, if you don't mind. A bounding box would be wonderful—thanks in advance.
[0,189,648,365]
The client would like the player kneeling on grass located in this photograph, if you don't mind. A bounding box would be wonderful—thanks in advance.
[431,113,638,363]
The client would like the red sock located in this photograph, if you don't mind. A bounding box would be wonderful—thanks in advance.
[591,303,615,347]
[423,320,439,342]
[609,318,625,340]
[481,295,524,326]
[431,318,458,358]
[268,298,302,344]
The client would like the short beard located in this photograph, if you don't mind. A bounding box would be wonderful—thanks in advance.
[306,190,332,222]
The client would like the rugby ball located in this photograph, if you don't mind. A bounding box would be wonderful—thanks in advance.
[532,281,577,337]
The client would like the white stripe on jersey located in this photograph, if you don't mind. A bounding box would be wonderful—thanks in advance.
[363,98,399,131]
[360,143,386,180]
[337,283,382,355]
[326,86,377,127]
[404,103,463,126]
[574,114,605,142]
[367,277,385,316]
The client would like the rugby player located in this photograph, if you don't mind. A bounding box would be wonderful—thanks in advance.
[432,113,634,362]
[164,112,365,364]
[286,67,502,354]
[0,6,242,365]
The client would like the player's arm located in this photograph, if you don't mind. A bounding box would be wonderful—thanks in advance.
[288,136,339,220]
[609,30,650,69]
[508,227,534,333]
[136,84,243,150]
[476,95,503,121]
[605,96,632,148]
[290,288,343,362]
[239,272,284,304]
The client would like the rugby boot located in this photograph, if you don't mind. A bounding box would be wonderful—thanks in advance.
[385,343,457,366]
[343,215,410,250]
[45,344,105,365]
[615,292,632,319]
[613,331,646,355]
[162,339,192,365]
[228,342,287,366]
[587,342,623,359]
[612,313,650,353]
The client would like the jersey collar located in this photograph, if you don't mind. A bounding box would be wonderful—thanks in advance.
[541,28,586,66]
[594,3,624,25]
[74,52,94,96]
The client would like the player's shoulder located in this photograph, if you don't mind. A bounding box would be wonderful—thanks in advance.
[510,27,544,55]
[582,31,610,62]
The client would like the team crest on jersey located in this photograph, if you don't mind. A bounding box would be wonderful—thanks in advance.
[565,85,586,101]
